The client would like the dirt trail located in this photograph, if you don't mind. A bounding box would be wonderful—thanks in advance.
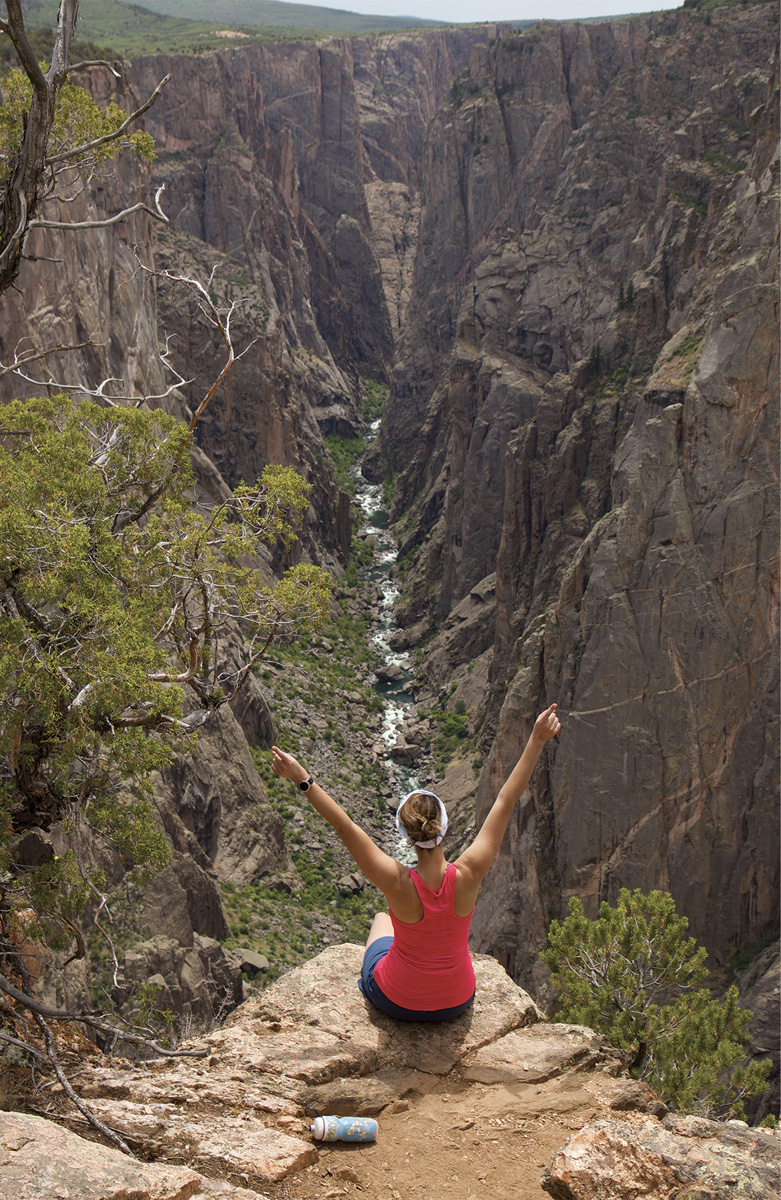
[268,1073,601,1200]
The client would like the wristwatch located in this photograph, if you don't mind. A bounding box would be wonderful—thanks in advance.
[298,776,315,792]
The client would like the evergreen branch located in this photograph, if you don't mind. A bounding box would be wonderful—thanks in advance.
[47,76,171,165]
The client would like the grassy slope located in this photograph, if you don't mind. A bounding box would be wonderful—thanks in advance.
[116,0,443,31]
[17,0,445,59]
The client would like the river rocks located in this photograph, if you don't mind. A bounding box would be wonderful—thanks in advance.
[389,741,425,765]
[542,1112,781,1200]
[376,663,405,683]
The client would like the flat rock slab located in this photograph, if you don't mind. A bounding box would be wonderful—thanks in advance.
[463,1023,608,1085]
[0,1110,202,1200]
[542,1113,781,1200]
[304,1066,438,1115]
[81,1100,317,1185]
[243,944,544,1076]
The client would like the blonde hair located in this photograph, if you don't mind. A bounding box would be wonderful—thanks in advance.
[398,792,442,846]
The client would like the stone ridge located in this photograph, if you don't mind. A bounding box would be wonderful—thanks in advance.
[36,946,551,1193]
[4,944,778,1200]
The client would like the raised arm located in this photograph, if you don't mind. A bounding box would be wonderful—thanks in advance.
[455,704,560,898]
[270,746,407,896]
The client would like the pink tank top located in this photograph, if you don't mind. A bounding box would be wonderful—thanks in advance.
[373,862,475,1009]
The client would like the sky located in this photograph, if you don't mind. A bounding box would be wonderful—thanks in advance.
[293,0,683,24]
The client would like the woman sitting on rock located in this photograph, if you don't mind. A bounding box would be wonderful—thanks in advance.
[271,702,560,1022]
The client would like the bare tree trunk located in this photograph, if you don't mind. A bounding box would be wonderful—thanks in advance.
[0,0,78,294]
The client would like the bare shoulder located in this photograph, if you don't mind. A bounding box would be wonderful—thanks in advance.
[453,858,481,915]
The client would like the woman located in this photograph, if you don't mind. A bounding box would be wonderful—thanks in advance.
[271,702,560,1022]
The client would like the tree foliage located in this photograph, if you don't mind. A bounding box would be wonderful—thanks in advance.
[541,889,771,1118]
[0,65,155,187]
[0,0,168,295]
[0,394,330,957]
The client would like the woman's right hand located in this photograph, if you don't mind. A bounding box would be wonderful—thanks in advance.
[530,703,561,745]
[271,745,309,786]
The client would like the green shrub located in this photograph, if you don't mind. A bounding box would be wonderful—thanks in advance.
[542,889,771,1118]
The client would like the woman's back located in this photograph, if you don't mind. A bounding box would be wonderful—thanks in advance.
[374,863,475,1010]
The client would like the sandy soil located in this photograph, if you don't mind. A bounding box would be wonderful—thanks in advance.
[266,1072,601,1200]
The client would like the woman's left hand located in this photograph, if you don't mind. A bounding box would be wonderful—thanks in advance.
[271,745,308,786]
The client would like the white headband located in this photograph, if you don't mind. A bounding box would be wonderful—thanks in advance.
[395,790,448,849]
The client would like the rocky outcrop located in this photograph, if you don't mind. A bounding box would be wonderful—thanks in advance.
[5,945,777,1200]
[543,1113,781,1200]
[738,940,781,1123]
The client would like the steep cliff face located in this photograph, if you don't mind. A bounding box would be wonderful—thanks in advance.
[0,9,776,1017]
[384,6,778,982]
[121,31,486,494]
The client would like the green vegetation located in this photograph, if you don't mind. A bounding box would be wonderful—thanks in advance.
[0,63,155,185]
[130,0,441,32]
[17,0,441,60]
[668,187,708,216]
[671,332,704,359]
[221,605,392,979]
[683,0,775,12]
[703,146,746,175]
[221,851,380,982]
[324,434,366,497]
[730,936,778,977]
[0,26,117,69]
[361,377,389,423]
[420,696,474,772]
[382,471,398,510]
[0,394,330,965]
[542,890,771,1119]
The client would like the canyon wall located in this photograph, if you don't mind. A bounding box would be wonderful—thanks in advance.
[0,24,491,1017]
[0,6,777,1014]
[380,6,779,986]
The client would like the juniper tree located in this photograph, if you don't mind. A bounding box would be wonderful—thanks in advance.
[0,393,331,1149]
[541,889,771,1118]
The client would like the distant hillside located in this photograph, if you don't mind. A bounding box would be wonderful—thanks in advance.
[115,0,444,32]
[16,0,445,58]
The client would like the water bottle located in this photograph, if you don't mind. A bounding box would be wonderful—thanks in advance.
[309,1114,378,1142]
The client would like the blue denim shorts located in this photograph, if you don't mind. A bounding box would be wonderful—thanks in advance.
[358,935,475,1023]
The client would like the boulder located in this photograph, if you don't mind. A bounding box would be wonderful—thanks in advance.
[376,663,405,684]
[389,742,424,765]
[235,949,270,974]
[542,1113,781,1200]
[0,1111,202,1200]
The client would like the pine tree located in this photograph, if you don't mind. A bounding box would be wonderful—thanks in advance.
[541,889,771,1118]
